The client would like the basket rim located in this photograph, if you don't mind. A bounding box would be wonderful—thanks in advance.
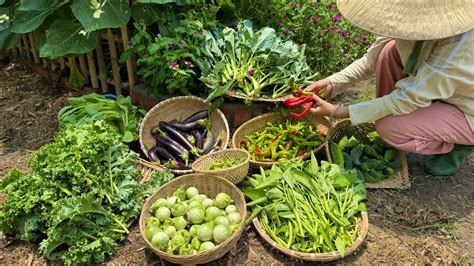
[138,96,230,176]
[252,211,369,261]
[231,112,329,167]
[191,148,251,173]
[138,173,247,262]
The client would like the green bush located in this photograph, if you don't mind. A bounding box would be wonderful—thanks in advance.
[236,0,374,77]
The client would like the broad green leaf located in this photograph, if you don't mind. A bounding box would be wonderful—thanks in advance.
[0,23,21,49]
[136,0,176,3]
[17,0,59,11]
[11,0,62,33]
[130,3,160,26]
[40,19,98,58]
[71,0,130,32]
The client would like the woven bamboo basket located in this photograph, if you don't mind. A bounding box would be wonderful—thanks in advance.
[139,173,247,264]
[191,149,250,184]
[252,212,369,262]
[326,119,410,189]
[232,112,330,168]
[139,96,230,175]
[226,88,293,103]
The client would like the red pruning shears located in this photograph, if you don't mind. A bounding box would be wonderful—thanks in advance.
[283,87,325,118]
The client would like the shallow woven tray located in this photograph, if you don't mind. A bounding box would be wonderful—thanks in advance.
[326,119,410,189]
[226,88,293,103]
[253,212,368,261]
[232,112,330,168]
[191,149,250,184]
[139,173,247,265]
[139,96,230,175]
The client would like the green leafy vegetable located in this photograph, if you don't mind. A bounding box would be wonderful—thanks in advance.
[197,20,318,103]
[241,154,366,256]
[57,93,146,143]
[0,121,162,265]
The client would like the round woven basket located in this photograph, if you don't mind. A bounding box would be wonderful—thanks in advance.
[325,119,410,189]
[253,212,369,262]
[139,96,230,175]
[191,149,250,184]
[231,112,330,168]
[226,89,293,103]
[139,174,247,265]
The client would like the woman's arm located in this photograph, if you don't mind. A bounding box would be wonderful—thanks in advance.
[324,36,392,98]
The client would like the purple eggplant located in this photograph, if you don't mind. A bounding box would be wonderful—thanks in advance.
[202,132,214,154]
[170,119,208,132]
[155,135,189,164]
[182,110,209,124]
[148,147,160,162]
[159,121,195,151]
[204,137,221,154]
[192,130,203,149]
[155,146,177,161]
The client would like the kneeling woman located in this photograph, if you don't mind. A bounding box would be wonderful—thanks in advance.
[306,0,474,175]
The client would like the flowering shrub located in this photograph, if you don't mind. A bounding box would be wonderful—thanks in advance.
[121,4,219,96]
[237,0,374,77]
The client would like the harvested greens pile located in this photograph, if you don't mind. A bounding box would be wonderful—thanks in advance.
[330,131,401,183]
[240,120,325,162]
[148,110,221,170]
[58,93,146,143]
[198,20,317,102]
[0,121,173,264]
[145,186,241,255]
[241,154,367,256]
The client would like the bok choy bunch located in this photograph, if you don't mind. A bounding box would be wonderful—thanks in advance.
[197,20,318,103]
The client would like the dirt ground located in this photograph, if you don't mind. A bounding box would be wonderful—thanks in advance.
[0,64,472,265]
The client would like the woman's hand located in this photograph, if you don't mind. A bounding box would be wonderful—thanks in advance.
[304,79,333,99]
[310,94,350,119]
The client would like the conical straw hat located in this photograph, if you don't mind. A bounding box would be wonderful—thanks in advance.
[336,0,474,40]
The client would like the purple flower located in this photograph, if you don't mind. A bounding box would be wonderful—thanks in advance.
[332,16,340,23]
[128,39,133,46]
[306,18,310,24]
[185,61,193,66]
[171,61,178,68]
[331,25,338,30]
[360,35,368,41]
[328,3,333,9]
[283,28,289,35]
[143,54,149,58]
[326,43,332,49]
[247,69,253,76]
[337,29,346,36]
[311,15,317,23]
[275,21,283,28]
[352,37,359,43]
[228,22,237,29]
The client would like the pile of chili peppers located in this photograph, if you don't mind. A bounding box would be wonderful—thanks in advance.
[283,87,324,118]
[240,120,325,162]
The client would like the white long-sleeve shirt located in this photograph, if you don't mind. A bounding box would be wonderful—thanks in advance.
[327,29,474,132]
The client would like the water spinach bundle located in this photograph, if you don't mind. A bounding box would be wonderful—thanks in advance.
[241,154,367,257]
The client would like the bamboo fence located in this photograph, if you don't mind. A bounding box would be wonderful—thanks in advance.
[4,27,137,96]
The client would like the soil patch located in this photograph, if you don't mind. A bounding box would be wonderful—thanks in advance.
[0,67,472,265]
